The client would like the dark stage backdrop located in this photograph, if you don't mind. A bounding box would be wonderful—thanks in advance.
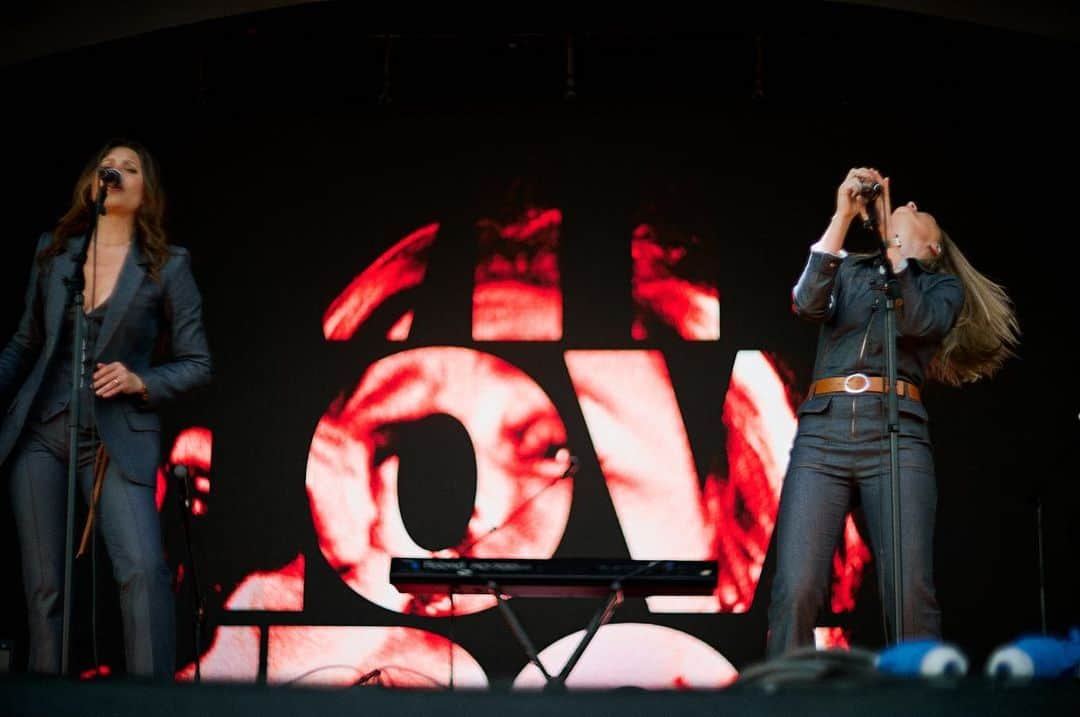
[0,4,1076,689]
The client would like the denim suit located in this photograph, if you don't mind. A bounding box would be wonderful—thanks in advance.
[766,249,964,656]
[0,232,212,676]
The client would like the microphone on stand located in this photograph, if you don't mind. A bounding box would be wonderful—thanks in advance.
[94,167,123,216]
[171,464,192,510]
[97,167,123,188]
[562,453,580,479]
[453,452,580,556]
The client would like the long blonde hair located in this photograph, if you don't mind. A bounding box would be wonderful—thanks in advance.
[927,230,1020,385]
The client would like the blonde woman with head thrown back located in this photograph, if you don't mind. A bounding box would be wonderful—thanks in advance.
[766,167,1019,656]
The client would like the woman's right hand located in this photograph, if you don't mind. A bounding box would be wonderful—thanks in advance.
[836,167,886,223]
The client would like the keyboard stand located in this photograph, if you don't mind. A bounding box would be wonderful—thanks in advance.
[487,579,625,691]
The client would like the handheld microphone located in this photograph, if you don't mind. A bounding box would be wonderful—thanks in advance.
[856,180,882,200]
[858,181,882,232]
[97,167,123,188]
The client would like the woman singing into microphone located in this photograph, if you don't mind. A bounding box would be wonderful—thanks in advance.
[0,139,212,677]
[766,167,1018,656]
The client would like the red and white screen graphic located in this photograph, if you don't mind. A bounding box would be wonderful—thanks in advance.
[185,205,869,687]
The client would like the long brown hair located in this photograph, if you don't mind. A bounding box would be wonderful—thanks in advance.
[39,138,169,279]
[926,230,1020,386]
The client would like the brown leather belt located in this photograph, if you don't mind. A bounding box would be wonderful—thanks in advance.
[809,373,921,402]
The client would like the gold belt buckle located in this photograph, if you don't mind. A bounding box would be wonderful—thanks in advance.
[843,373,871,394]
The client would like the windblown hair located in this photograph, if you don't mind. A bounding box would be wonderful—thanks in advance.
[926,229,1020,385]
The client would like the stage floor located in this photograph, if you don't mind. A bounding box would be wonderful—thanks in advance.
[2,675,1078,717]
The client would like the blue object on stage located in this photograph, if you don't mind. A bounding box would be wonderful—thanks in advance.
[875,639,969,677]
[985,627,1080,679]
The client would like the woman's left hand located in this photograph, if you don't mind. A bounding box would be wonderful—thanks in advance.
[874,176,894,242]
[93,362,145,399]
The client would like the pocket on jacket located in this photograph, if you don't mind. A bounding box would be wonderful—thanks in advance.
[38,400,68,423]
[897,398,930,440]
[123,408,160,432]
[897,398,929,422]
[797,395,833,416]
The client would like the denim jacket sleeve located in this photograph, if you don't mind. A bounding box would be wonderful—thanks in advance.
[894,267,964,341]
[0,233,50,406]
[792,250,844,322]
[138,248,213,407]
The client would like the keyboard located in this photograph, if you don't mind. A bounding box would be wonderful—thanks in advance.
[389,557,718,598]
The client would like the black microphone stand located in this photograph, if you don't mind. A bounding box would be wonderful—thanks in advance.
[60,184,106,676]
[174,464,207,682]
[865,201,905,646]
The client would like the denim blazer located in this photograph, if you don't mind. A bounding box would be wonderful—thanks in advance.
[0,233,212,485]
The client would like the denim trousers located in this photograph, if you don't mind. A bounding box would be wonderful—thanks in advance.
[766,393,941,657]
[8,411,175,676]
